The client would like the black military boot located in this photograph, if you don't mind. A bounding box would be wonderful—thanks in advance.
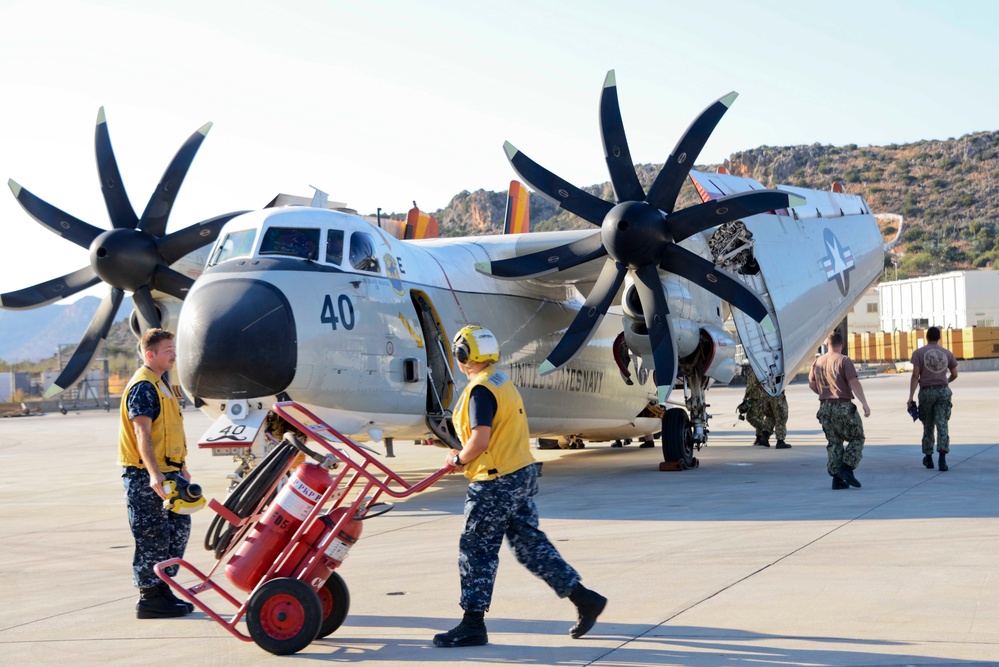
[923,454,935,469]
[754,433,771,447]
[158,581,194,613]
[568,583,607,639]
[832,475,850,489]
[938,452,949,471]
[836,465,861,488]
[136,586,189,619]
[433,611,488,647]
[775,439,791,449]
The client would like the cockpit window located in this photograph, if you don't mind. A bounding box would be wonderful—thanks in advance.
[348,232,380,272]
[210,229,257,266]
[259,227,320,260]
[326,229,345,266]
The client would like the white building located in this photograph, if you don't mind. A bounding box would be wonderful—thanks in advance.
[879,270,999,331]
[846,284,881,333]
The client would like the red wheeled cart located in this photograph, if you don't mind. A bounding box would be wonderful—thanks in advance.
[155,401,454,655]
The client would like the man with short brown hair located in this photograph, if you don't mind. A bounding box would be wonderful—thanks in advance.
[808,332,871,489]
[119,328,192,618]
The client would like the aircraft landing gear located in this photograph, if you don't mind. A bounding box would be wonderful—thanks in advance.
[659,367,709,471]
[661,407,697,469]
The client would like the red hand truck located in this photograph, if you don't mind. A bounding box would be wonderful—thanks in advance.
[155,401,456,655]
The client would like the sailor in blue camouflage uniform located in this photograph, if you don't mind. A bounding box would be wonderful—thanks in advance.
[907,326,959,471]
[433,326,607,648]
[118,329,193,618]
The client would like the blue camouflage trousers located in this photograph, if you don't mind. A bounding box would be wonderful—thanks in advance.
[816,401,865,476]
[122,466,191,589]
[459,463,579,612]
[918,385,953,454]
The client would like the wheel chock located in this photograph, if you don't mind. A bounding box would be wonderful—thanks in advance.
[658,457,699,471]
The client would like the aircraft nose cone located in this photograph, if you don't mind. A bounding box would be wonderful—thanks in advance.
[177,279,297,399]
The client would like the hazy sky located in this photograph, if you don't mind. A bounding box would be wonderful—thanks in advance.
[1,0,996,304]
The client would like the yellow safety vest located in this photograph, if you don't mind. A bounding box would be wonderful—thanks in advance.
[453,367,534,481]
[118,366,187,472]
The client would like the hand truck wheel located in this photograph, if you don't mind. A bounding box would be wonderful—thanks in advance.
[246,577,323,655]
[316,571,351,639]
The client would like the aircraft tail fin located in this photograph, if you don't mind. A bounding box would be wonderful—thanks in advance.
[504,180,530,234]
[406,203,440,239]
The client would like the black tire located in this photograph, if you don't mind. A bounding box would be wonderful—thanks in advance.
[316,571,350,638]
[662,408,694,468]
[246,577,323,655]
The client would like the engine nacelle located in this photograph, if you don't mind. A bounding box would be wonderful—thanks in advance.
[696,325,738,384]
[129,297,184,337]
[620,273,700,359]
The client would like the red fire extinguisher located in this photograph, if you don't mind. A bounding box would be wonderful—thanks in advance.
[277,507,364,589]
[225,462,332,592]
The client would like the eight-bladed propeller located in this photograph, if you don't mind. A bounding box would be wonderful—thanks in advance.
[478,71,804,404]
[1,108,247,397]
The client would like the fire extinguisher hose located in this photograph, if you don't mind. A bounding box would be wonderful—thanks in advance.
[203,436,299,559]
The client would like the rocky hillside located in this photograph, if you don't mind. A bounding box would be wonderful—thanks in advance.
[423,131,999,279]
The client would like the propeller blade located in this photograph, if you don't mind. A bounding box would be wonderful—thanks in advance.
[95,107,139,230]
[538,258,626,375]
[633,263,677,404]
[661,244,768,321]
[150,264,195,301]
[0,266,99,310]
[8,180,104,250]
[646,91,738,214]
[156,210,249,265]
[43,288,123,398]
[667,190,805,243]
[504,142,613,225]
[138,121,213,238]
[476,232,606,280]
[599,70,644,203]
[132,286,162,331]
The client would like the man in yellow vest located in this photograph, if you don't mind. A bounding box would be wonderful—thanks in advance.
[118,328,193,618]
[433,326,606,648]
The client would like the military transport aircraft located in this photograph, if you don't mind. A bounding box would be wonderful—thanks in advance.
[1,71,883,469]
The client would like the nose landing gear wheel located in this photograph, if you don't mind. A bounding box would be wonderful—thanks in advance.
[316,571,351,639]
[662,407,695,469]
[246,577,323,655]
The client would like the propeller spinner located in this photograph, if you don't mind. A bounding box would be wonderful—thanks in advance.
[1,108,247,397]
[479,71,803,403]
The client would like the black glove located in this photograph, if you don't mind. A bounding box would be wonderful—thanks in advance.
[907,401,920,422]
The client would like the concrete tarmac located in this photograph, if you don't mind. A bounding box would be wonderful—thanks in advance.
[1,370,997,666]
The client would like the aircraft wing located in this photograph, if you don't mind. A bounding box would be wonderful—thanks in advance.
[688,169,883,394]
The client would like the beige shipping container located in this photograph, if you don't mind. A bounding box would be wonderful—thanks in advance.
[961,327,999,360]
[875,332,892,363]
[893,331,911,362]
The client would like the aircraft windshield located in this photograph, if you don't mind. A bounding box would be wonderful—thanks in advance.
[210,229,257,266]
[260,227,320,260]
[326,229,344,266]
[349,231,379,272]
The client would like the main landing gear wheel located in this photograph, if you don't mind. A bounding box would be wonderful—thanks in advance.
[662,407,696,469]
[316,572,350,639]
[246,577,323,655]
